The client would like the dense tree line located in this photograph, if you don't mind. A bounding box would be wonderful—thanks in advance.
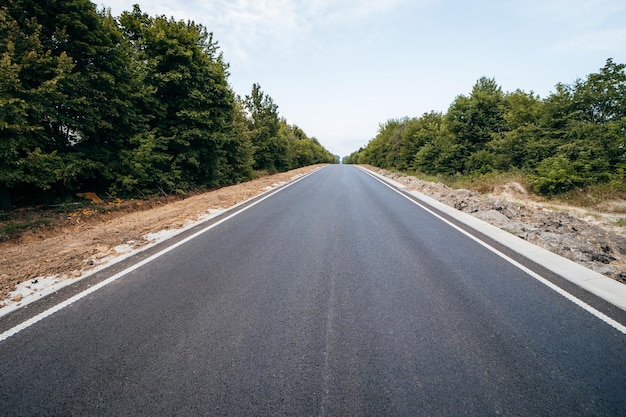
[0,0,336,210]
[346,59,626,196]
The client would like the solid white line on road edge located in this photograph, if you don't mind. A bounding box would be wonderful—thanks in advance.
[362,167,626,311]
[0,167,324,343]
[360,167,626,335]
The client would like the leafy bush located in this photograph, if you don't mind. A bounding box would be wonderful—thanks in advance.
[348,59,626,198]
[530,156,582,194]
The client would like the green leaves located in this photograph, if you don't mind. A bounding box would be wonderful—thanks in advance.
[116,131,175,193]
[349,59,626,196]
[0,3,334,208]
[244,83,281,171]
[239,84,336,172]
[0,6,73,195]
[530,155,582,194]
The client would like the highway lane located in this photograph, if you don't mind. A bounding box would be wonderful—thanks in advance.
[1,164,625,416]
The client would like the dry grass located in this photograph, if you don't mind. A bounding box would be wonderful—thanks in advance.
[552,184,626,209]
[405,170,530,194]
[405,169,626,212]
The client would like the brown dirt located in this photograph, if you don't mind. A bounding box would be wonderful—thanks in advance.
[3,163,625,308]
[0,165,323,305]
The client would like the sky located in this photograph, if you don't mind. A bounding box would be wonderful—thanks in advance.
[99,0,626,157]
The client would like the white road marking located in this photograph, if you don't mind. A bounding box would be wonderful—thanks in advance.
[0,168,323,342]
[362,168,626,335]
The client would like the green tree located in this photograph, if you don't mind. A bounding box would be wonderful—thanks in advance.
[1,0,153,206]
[446,77,507,173]
[0,6,73,208]
[381,118,409,170]
[530,155,583,194]
[571,58,626,124]
[275,120,336,169]
[347,59,626,197]
[397,113,443,171]
[569,58,626,184]
[530,59,626,191]
[244,83,284,172]
[413,131,463,175]
[117,7,241,192]
[218,96,254,183]
[487,90,544,170]
[7,0,143,190]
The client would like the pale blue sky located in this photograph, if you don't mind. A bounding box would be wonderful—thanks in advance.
[101,0,626,157]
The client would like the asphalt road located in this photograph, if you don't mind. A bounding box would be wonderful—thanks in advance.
[1,165,625,416]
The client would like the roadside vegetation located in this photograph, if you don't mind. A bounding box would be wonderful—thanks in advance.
[0,0,336,212]
[0,192,170,242]
[345,59,626,206]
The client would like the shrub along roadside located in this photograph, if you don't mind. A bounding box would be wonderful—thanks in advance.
[345,59,626,200]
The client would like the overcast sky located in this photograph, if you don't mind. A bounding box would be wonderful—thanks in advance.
[100,0,626,157]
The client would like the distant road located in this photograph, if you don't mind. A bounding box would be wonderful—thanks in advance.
[1,165,625,416]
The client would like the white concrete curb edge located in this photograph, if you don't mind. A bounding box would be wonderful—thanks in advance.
[362,167,626,311]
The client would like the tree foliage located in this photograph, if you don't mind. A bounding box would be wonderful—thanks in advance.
[347,59,626,196]
[0,1,335,209]
[242,83,336,173]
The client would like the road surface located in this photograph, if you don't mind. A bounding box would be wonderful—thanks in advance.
[1,165,625,416]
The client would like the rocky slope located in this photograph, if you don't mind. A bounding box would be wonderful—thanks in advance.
[369,167,626,283]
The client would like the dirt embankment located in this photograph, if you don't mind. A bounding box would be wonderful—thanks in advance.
[0,166,322,305]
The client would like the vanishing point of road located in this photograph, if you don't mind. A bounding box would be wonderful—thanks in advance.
[1,165,625,416]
